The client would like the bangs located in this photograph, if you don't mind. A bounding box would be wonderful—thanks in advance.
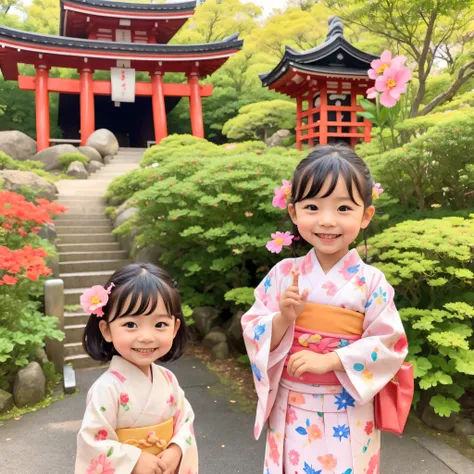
[293,153,364,206]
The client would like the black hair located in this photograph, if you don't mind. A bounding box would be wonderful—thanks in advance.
[83,263,189,363]
[289,144,374,251]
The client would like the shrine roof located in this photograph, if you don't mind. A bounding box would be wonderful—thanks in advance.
[61,0,197,14]
[261,17,378,89]
[0,26,242,79]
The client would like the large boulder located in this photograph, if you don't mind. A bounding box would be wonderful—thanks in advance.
[193,307,221,337]
[211,342,230,360]
[0,131,37,161]
[226,310,246,354]
[202,328,227,350]
[266,129,291,148]
[78,146,103,163]
[67,161,89,179]
[13,361,46,408]
[0,388,13,413]
[33,144,77,171]
[0,170,58,201]
[422,405,456,432]
[86,129,119,157]
[86,160,104,174]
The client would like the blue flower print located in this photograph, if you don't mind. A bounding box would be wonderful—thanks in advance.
[264,276,272,294]
[254,323,266,341]
[347,264,360,275]
[251,363,262,382]
[334,388,355,410]
[372,286,387,304]
[303,462,322,474]
[339,339,350,348]
[341,470,353,474]
[365,299,373,309]
[333,424,350,441]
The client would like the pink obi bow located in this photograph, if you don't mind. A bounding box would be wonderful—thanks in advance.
[282,326,361,385]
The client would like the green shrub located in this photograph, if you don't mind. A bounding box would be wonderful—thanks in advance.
[368,216,474,416]
[59,153,88,171]
[0,152,44,171]
[222,141,266,154]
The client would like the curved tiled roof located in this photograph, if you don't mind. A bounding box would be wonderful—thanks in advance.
[61,0,197,13]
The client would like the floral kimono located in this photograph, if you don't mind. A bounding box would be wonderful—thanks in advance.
[242,248,408,474]
[75,356,198,474]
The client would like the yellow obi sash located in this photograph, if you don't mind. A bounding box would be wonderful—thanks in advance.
[296,302,364,336]
[116,417,173,455]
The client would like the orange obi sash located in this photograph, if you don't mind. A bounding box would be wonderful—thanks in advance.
[282,303,364,385]
[116,417,173,455]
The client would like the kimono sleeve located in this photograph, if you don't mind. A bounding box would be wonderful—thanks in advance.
[166,370,198,474]
[334,272,408,405]
[75,379,141,474]
[241,260,294,435]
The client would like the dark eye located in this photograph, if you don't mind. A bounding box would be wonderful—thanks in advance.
[305,204,318,211]
[338,205,352,212]
[123,321,137,329]
[156,322,169,329]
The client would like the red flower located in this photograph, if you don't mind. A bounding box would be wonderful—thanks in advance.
[94,429,108,441]
[119,393,129,405]
[18,228,28,237]
[2,275,18,285]
[367,450,380,474]
[2,223,12,230]
[364,421,374,435]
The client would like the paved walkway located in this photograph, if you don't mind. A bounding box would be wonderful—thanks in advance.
[0,354,472,473]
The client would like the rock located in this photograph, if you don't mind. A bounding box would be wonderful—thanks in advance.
[266,129,291,148]
[78,146,102,163]
[13,361,46,408]
[226,310,246,354]
[134,245,164,265]
[67,161,89,179]
[86,160,104,174]
[193,307,221,337]
[0,388,13,413]
[0,130,37,161]
[422,405,456,432]
[468,435,474,448]
[33,144,77,171]
[103,155,113,165]
[38,222,57,243]
[202,328,227,350]
[211,342,230,360]
[108,196,124,206]
[85,129,119,157]
[454,418,474,436]
[115,200,131,218]
[35,347,49,365]
[114,207,137,229]
[0,170,58,201]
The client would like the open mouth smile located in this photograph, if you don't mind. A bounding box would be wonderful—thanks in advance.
[315,233,341,241]
[132,348,158,354]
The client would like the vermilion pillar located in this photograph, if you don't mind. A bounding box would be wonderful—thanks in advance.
[35,65,50,152]
[151,71,168,144]
[188,73,204,138]
[79,68,95,145]
[319,82,328,145]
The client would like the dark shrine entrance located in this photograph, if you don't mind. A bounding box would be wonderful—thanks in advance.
[58,95,181,147]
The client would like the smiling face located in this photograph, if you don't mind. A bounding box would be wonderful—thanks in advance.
[288,173,374,270]
[99,295,180,376]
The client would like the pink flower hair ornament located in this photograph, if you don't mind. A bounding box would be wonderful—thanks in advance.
[272,179,292,209]
[266,231,294,254]
[80,282,115,317]
[372,183,384,201]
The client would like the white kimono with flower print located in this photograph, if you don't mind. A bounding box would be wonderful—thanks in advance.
[242,249,408,474]
[75,356,198,474]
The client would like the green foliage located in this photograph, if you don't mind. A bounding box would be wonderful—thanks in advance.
[368,215,474,416]
[222,100,296,142]
[224,287,255,309]
[59,153,88,171]
[0,152,43,171]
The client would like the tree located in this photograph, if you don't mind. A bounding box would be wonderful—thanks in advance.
[325,0,474,117]
[23,0,60,35]
[222,100,296,141]
[286,0,321,12]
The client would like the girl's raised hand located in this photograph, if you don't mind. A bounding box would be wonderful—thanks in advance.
[279,267,309,323]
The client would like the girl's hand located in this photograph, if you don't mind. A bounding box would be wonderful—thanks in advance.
[132,451,168,474]
[287,351,341,378]
[158,443,182,474]
[279,267,309,323]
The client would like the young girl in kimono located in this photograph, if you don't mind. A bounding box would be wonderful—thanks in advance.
[242,145,409,474]
[75,263,198,474]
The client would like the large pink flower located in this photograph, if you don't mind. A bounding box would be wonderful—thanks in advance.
[288,449,300,466]
[368,50,406,79]
[266,231,294,254]
[86,454,115,474]
[366,86,378,99]
[272,179,292,209]
[375,66,412,107]
[80,285,110,317]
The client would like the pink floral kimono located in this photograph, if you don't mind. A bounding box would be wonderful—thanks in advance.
[242,249,408,474]
[75,356,198,474]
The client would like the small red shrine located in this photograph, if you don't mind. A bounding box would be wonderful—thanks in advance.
[260,17,377,150]
[0,0,243,150]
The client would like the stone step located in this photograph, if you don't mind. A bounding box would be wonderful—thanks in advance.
[59,250,128,262]
[58,242,121,252]
[65,353,103,369]
[64,311,89,326]
[54,217,110,225]
[59,259,128,273]
[58,212,107,219]
[58,233,116,244]
[55,225,113,234]
[65,324,86,344]
[60,270,115,289]
[64,288,88,306]
[58,205,107,213]
[65,342,86,358]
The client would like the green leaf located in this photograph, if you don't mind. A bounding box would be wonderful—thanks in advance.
[429,395,461,417]
[357,111,378,124]
[107,447,114,457]
[412,357,432,378]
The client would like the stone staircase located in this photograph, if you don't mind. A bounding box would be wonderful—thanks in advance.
[54,148,144,369]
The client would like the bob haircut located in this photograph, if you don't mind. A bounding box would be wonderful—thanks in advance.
[83,263,189,363]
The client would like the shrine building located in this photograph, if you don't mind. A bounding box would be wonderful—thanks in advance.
[0,0,243,150]
[260,17,377,150]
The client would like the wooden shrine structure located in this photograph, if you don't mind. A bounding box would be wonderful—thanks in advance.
[0,0,243,150]
[260,17,377,150]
